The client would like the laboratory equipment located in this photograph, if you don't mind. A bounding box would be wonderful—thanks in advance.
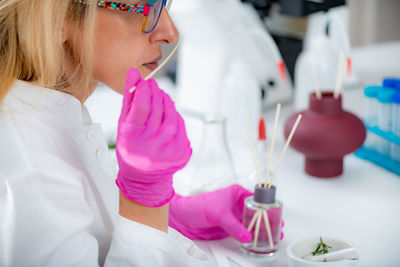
[285,92,366,178]
[294,10,355,110]
[243,0,345,17]
[383,77,400,90]
[355,81,400,175]
[182,114,237,194]
[391,92,400,162]
[172,0,291,145]
[363,86,381,151]
[241,106,300,256]
[242,0,345,80]
[303,247,362,262]
[241,184,282,256]
[377,88,396,157]
[294,24,337,110]
[287,237,360,267]
[256,118,268,178]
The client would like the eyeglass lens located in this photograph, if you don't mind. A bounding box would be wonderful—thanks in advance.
[144,0,171,33]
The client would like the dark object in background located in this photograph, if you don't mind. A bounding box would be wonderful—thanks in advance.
[279,0,345,17]
[271,34,303,83]
[241,0,345,18]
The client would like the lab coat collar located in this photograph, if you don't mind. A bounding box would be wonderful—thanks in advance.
[6,80,92,127]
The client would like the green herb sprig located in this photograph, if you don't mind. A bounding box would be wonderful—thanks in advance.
[108,142,116,149]
[311,237,332,256]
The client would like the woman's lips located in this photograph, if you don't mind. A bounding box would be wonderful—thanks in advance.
[143,62,159,71]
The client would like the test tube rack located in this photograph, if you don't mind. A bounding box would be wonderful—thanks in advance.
[355,124,400,175]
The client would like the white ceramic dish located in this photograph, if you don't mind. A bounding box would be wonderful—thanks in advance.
[287,237,360,267]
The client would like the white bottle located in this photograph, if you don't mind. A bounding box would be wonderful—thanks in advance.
[294,8,354,110]
[220,58,262,145]
[294,33,338,110]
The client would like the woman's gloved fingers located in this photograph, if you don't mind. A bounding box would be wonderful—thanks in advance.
[172,113,192,164]
[121,68,142,118]
[160,127,191,169]
[127,80,153,129]
[145,79,164,135]
[219,213,252,243]
[158,91,179,143]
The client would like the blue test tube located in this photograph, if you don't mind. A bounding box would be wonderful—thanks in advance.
[363,86,381,151]
[391,92,400,162]
[377,88,396,157]
[383,77,400,91]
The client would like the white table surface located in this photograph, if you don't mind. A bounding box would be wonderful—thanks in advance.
[188,87,400,267]
[192,148,400,267]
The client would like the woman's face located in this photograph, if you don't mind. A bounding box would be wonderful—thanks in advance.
[93,0,179,94]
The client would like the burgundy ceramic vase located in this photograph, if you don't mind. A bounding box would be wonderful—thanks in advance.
[284,92,366,178]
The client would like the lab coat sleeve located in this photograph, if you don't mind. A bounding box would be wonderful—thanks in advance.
[0,167,210,267]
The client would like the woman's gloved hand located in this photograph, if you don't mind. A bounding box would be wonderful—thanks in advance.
[116,68,192,207]
[169,184,285,243]
[169,184,253,242]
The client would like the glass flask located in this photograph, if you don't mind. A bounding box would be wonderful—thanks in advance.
[187,114,237,194]
[241,184,283,257]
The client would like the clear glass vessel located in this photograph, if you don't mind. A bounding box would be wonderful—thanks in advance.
[187,114,237,193]
[241,185,283,257]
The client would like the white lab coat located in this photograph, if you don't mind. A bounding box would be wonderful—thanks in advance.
[0,81,210,267]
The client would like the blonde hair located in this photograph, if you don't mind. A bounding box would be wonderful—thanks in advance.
[0,0,97,104]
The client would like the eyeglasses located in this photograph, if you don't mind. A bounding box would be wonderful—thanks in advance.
[72,0,172,33]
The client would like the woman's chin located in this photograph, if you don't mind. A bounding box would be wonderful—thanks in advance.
[138,66,152,78]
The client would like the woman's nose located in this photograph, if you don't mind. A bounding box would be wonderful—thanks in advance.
[150,8,179,44]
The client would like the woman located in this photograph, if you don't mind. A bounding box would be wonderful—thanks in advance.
[0,0,257,266]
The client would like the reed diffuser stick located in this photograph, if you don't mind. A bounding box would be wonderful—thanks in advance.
[253,211,263,249]
[129,39,182,93]
[262,210,274,249]
[311,56,322,99]
[334,52,345,99]
[264,103,281,187]
[268,114,302,188]
[244,105,262,187]
[247,210,262,232]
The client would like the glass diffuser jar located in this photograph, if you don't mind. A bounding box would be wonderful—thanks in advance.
[241,184,282,256]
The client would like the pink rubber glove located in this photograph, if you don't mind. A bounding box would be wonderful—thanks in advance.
[169,184,254,242]
[116,68,192,207]
[169,184,285,242]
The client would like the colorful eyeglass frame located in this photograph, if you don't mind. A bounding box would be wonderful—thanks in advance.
[72,0,168,33]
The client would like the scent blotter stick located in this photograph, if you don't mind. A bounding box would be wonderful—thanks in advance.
[129,39,182,93]
[262,210,274,249]
[268,114,302,188]
[334,52,345,99]
[253,211,263,249]
[311,56,322,99]
[247,210,262,232]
